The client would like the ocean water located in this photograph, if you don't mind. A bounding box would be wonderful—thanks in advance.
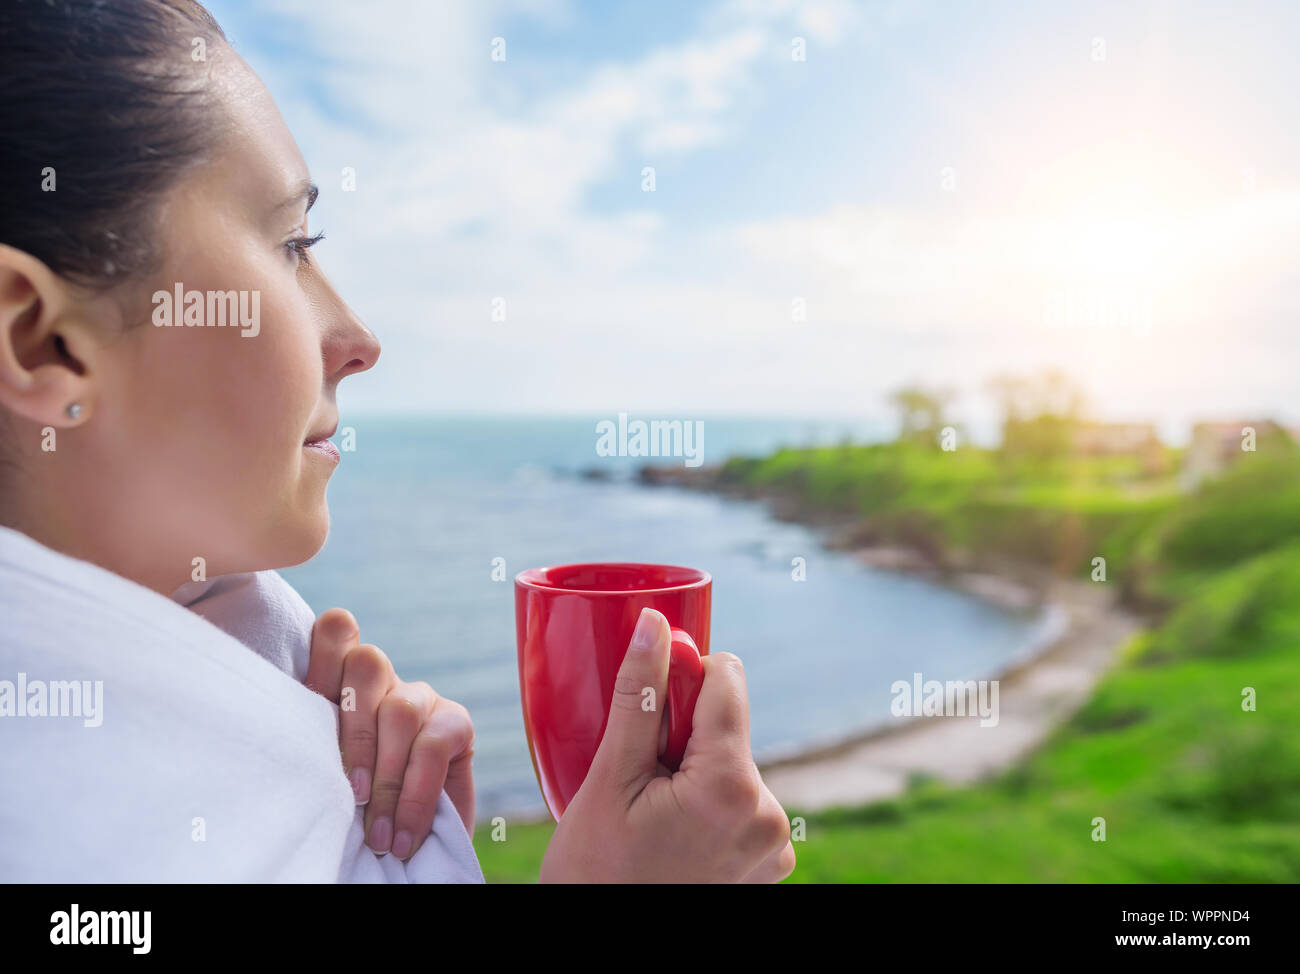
[281,415,1054,822]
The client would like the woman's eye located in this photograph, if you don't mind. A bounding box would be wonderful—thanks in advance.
[285,230,325,267]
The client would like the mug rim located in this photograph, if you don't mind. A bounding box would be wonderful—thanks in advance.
[514,561,711,595]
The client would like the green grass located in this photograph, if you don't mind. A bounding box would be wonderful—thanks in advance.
[472,819,553,884]
[785,547,1300,882]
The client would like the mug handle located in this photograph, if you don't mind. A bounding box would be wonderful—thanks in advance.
[661,627,705,772]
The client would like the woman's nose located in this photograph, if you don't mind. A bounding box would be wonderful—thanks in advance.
[330,308,380,381]
[318,278,380,380]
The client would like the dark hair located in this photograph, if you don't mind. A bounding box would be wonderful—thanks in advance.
[0,0,228,291]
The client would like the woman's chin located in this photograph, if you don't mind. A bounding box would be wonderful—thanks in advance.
[270,504,331,569]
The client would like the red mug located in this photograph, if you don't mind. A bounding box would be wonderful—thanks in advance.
[514,562,711,821]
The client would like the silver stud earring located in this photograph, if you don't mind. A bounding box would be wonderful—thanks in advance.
[65,403,82,420]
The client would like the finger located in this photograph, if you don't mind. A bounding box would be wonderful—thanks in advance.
[339,643,396,805]
[443,743,476,838]
[588,608,671,801]
[725,788,792,881]
[681,651,751,767]
[365,681,436,854]
[305,608,359,700]
[392,699,474,860]
[741,841,797,884]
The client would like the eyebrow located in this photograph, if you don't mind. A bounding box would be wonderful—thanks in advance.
[274,180,318,215]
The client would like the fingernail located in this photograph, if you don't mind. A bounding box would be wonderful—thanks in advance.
[630,608,660,653]
[368,816,392,853]
[392,830,413,860]
[350,767,370,805]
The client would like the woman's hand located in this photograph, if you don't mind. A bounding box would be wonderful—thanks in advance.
[539,608,796,883]
[305,608,476,860]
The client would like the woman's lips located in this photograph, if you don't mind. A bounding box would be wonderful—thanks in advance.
[303,438,340,463]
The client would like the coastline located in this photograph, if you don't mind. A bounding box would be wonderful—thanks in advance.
[640,465,1145,815]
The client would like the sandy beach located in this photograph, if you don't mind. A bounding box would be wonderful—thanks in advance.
[757,570,1141,812]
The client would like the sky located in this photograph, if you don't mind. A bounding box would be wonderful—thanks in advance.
[207,0,1300,436]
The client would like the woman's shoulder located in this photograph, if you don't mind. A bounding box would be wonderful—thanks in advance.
[0,528,355,882]
[0,525,310,703]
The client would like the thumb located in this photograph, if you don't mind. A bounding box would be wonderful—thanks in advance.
[305,608,359,701]
[588,607,671,798]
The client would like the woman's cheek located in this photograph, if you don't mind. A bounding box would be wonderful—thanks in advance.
[256,296,331,497]
[232,281,315,410]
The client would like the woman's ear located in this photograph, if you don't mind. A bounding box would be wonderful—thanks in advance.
[0,243,103,428]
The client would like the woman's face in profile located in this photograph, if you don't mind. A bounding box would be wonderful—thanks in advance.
[74,43,380,589]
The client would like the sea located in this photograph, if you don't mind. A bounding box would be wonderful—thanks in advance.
[280,415,1058,823]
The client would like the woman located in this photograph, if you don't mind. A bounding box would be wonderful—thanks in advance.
[0,0,795,882]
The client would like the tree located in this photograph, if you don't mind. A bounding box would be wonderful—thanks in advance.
[889,384,953,447]
[987,370,1087,461]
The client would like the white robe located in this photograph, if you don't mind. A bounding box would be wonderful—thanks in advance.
[0,524,484,883]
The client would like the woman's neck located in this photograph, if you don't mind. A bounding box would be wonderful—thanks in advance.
[2,499,185,598]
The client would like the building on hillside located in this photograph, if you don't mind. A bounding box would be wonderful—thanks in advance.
[1181,419,1288,490]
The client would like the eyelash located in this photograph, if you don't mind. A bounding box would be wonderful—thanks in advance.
[286,230,325,267]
